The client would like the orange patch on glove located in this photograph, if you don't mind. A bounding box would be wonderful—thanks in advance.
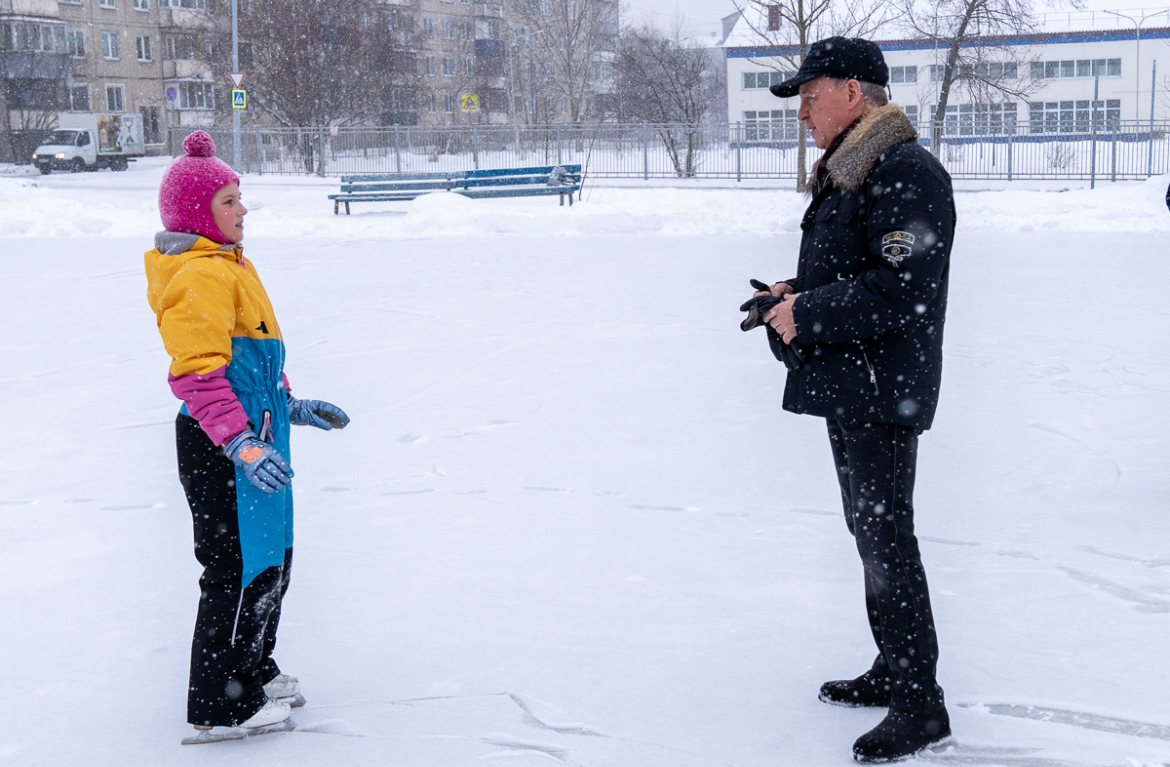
[238,445,265,464]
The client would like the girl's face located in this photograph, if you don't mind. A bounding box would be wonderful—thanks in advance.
[212,183,247,243]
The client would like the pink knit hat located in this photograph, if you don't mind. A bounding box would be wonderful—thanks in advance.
[158,131,240,244]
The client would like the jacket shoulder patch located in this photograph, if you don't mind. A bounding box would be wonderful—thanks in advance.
[881,231,915,265]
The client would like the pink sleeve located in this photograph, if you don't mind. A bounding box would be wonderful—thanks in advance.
[169,367,250,447]
[282,372,292,397]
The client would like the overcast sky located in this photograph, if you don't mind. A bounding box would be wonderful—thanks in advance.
[623,0,1170,45]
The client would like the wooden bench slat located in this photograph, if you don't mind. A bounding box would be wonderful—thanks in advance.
[332,166,582,214]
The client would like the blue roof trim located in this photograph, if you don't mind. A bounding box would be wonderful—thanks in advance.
[727,27,1170,58]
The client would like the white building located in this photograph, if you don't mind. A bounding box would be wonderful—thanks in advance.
[721,9,1170,140]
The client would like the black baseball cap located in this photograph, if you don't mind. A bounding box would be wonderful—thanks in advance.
[770,36,889,98]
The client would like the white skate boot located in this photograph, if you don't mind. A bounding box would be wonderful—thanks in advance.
[181,698,294,745]
[263,673,306,708]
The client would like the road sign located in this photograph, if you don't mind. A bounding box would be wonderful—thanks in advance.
[460,94,479,113]
[232,89,247,109]
[165,86,177,102]
[229,72,246,88]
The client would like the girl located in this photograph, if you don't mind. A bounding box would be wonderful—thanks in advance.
[145,131,349,741]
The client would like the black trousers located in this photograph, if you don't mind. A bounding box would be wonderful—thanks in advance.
[826,419,944,715]
[177,414,291,727]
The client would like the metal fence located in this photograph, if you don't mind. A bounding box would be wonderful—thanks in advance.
[174,120,1170,182]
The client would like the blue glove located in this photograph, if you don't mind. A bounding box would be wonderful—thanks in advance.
[288,398,350,430]
[223,430,294,493]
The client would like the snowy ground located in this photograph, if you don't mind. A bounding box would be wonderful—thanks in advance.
[0,161,1168,767]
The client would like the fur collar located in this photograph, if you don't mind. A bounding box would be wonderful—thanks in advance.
[826,104,917,193]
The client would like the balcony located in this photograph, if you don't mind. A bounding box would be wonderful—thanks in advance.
[0,50,69,79]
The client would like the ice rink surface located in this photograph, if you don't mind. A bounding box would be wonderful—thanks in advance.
[0,162,1168,766]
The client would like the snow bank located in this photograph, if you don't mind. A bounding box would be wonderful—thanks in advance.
[1,160,1168,240]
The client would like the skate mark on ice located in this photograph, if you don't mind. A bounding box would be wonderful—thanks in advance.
[1077,545,1170,569]
[523,486,571,493]
[920,536,980,547]
[1026,422,1121,497]
[994,550,1040,560]
[1058,567,1170,613]
[789,507,837,517]
[100,504,152,511]
[0,499,36,505]
[103,420,172,430]
[295,719,366,738]
[398,432,422,444]
[972,703,1170,741]
[919,742,1113,767]
[592,490,625,497]
[631,505,692,512]
[480,733,573,763]
[382,489,434,496]
[64,498,96,503]
[321,487,351,493]
[505,693,606,737]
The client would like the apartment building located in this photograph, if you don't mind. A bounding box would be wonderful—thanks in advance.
[722,10,1170,140]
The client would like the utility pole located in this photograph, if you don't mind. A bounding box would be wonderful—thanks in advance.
[231,0,240,169]
[1105,9,1168,122]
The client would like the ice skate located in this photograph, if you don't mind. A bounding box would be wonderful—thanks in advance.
[180,698,294,744]
[264,673,306,708]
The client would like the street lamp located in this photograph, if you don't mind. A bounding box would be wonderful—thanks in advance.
[1105,8,1169,121]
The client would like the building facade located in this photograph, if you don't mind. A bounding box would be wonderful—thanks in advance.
[722,12,1170,141]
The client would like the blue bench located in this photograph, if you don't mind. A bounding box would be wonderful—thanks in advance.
[330,165,582,214]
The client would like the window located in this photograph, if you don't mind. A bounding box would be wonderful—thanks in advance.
[166,36,192,59]
[140,106,163,143]
[106,84,124,112]
[59,0,82,5]
[101,31,119,59]
[159,0,208,9]
[425,55,435,75]
[743,109,799,142]
[133,0,149,9]
[442,56,455,75]
[767,4,781,31]
[99,0,115,8]
[462,21,473,40]
[929,64,944,82]
[67,29,86,57]
[929,102,1016,135]
[889,65,917,84]
[423,17,434,38]
[179,81,213,109]
[69,85,90,111]
[464,57,472,76]
[136,35,151,61]
[445,93,456,112]
[742,70,790,90]
[7,23,67,52]
[441,19,455,39]
[429,93,437,113]
[1031,58,1120,79]
[904,105,918,124]
[1028,100,1118,133]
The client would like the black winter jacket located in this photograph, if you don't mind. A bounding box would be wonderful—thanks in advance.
[783,104,955,431]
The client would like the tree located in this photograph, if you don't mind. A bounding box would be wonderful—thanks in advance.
[899,0,1050,154]
[731,0,893,191]
[616,25,724,176]
[213,0,420,130]
[507,0,619,123]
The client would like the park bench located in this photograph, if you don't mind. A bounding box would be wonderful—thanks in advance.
[330,165,582,214]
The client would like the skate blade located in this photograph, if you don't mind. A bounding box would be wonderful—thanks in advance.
[181,719,295,745]
[277,693,307,709]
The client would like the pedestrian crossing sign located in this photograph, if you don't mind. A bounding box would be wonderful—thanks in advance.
[232,89,247,109]
[460,94,479,112]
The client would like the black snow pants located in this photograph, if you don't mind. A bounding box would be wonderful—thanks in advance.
[826,419,945,716]
[176,413,291,727]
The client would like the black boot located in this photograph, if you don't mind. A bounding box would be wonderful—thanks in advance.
[852,707,951,763]
[818,669,894,708]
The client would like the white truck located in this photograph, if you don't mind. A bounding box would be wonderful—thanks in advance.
[32,113,145,173]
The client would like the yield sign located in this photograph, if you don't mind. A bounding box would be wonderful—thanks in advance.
[229,72,246,88]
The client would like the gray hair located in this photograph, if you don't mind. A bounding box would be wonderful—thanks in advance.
[827,77,889,107]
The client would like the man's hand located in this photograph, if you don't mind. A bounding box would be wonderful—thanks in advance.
[753,281,795,299]
[764,293,801,344]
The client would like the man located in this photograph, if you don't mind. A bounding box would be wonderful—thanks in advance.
[755,37,955,762]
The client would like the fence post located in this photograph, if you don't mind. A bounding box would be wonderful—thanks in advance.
[1111,128,1117,182]
[556,124,562,165]
[394,126,402,173]
[472,123,480,170]
[642,123,648,181]
[254,129,262,175]
[1090,75,1099,189]
[1150,60,1158,177]
[1006,122,1013,182]
[317,127,326,177]
[736,122,742,183]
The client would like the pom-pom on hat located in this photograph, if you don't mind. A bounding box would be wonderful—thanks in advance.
[158,131,240,244]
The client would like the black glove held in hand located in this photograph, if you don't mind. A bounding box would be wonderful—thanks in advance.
[740,282,806,370]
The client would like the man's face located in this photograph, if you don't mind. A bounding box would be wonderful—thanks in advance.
[797,76,857,149]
